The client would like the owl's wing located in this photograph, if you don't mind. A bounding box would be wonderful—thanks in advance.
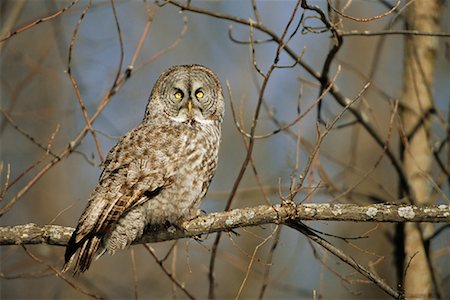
[64,125,179,273]
[74,163,169,243]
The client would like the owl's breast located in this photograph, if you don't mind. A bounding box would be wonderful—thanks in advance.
[145,124,221,224]
[178,126,220,202]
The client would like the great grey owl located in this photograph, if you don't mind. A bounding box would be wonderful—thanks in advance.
[63,65,224,274]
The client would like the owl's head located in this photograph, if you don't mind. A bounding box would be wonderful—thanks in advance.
[145,65,224,126]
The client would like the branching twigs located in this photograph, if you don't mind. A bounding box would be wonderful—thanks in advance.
[334,99,399,202]
[0,156,60,217]
[232,66,339,140]
[21,245,102,299]
[301,0,342,126]
[208,3,303,297]
[0,110,59,159]
[285,221,401,299]
[0,0,80,43]
[0,110,61,194]
[327,0,400,23]
[143,244,195,300]
[295,80,368,193]
[249,82,384,198]
[258,226,281,300]
[134,16,188,76]
[0,7,186,217]
[235,227,277,299]
[165,0,415,205]
[227,82,272,205]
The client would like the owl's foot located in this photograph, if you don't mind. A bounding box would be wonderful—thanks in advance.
[224,228,240,236]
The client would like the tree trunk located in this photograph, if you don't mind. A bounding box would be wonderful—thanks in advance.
[401,1,442,299]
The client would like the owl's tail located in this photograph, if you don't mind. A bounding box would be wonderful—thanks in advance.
[63,235,104,274]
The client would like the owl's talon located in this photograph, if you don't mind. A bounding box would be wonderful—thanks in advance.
[193,235,207,241]
[226,229,240,236]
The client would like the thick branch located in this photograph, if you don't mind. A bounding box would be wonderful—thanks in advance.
[1,203,448,246]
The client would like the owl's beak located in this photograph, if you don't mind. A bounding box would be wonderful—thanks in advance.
[187,99,193,114]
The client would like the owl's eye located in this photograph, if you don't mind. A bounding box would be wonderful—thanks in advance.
[174,90,184,100]
[195,90,204,99]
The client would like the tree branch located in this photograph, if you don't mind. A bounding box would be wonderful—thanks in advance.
[3,203,447,299]
[1,203,448,246]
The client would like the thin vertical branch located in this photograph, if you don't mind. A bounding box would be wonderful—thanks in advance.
[130,249,139,300]
[208,3,302,298]
[128,9,155,72]
[143,244,195,300]
[234,228,277,299]
[258,226,281,300]
[67,0,104,162]
[107,0,125,97]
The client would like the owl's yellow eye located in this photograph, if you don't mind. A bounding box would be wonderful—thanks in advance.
[174,91,183,99]
[196,91,204,99]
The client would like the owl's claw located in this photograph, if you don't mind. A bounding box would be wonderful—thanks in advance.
[193,234,207,241]
[226,229,240,236]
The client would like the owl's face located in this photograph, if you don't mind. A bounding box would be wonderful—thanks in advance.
[146,65,224,126]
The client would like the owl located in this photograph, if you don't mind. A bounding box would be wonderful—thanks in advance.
[63,65,224,274]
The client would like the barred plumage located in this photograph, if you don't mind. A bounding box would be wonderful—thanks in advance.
[64,65,224,274]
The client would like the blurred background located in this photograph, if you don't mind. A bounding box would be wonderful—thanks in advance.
[1,0,449,299]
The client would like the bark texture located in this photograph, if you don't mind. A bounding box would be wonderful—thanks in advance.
[401,1,443,299]
[0,203,448,246]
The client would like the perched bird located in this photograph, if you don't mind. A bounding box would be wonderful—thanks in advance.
[63,65,224,273]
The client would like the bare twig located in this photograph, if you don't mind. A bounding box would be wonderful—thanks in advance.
[67,0,104,163]
[237,64,340,139]
[107,0,125,97]
[127,7,155,74]
[21,245,102,299]
[333,99,399,202]
[297,80,369,191]
[341,30,450,37]
[143,244,195,300]
[251,0,262,25]
[258,226,281,300]
[327,0,400,22]
[0,163,11,201]
[235,227,277,299]
[130,249,139,300]
[0,110,59,159]
[0,0,80,43]
[285,221,401,299]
